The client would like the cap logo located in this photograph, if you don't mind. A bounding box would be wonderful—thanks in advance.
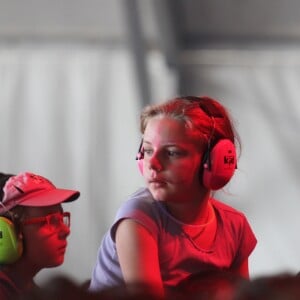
[27,174,53,186]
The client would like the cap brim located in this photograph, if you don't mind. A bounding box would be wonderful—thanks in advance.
[17,189,80,207]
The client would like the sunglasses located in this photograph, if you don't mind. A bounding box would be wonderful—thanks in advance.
[21,211,71,229]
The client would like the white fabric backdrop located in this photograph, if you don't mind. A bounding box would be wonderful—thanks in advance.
[0,44,299,284]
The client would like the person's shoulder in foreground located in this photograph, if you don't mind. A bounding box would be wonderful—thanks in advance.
[233,272,300,300]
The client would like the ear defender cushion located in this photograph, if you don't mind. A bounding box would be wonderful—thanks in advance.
[0,217,23,264]
[136,140,144,175]
[202,139,237,190]
[136,153,144,175]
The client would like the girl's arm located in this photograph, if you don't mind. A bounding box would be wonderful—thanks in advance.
[115,218,164,297]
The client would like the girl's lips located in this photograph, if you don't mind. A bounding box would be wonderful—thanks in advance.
[148,179,167,187]
[57,246,67,255]
[58,242,67,251]
[148,177,165,183]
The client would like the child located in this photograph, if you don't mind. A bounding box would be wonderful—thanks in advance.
[0,172,80,299]
[89,96,257,297]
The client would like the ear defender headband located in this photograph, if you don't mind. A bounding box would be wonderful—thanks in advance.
[0,199,23,264]
[135,97,237,190]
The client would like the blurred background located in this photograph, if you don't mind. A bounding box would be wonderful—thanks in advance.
[0,0,299,284]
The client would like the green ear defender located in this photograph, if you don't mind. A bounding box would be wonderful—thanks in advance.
[0,216,23,264]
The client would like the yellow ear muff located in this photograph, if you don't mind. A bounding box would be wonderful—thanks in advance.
[0,216,23,264]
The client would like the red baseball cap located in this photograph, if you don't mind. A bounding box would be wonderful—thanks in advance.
[0,172,80,213]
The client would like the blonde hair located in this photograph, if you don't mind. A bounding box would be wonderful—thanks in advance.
[140,96,240,153]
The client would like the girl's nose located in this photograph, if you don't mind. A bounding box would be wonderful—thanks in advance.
[59,224,70,239]
[148,154,163,172]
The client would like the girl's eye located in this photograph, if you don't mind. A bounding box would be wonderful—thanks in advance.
[167,150,182,157]
[168,151,178,157]
[49,215,61,226]
[143,149,153,156]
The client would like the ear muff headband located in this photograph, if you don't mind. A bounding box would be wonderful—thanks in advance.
[0,216,23,264]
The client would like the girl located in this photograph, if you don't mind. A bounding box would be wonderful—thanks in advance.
[89,96,257,297]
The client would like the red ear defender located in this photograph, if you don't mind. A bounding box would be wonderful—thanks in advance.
[202,139,237,190]
[136,153,144,175]
[136,140,144,175]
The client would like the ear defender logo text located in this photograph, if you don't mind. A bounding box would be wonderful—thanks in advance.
[224,155,235,168]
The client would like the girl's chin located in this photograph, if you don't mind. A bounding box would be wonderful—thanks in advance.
[149,188,169,202]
